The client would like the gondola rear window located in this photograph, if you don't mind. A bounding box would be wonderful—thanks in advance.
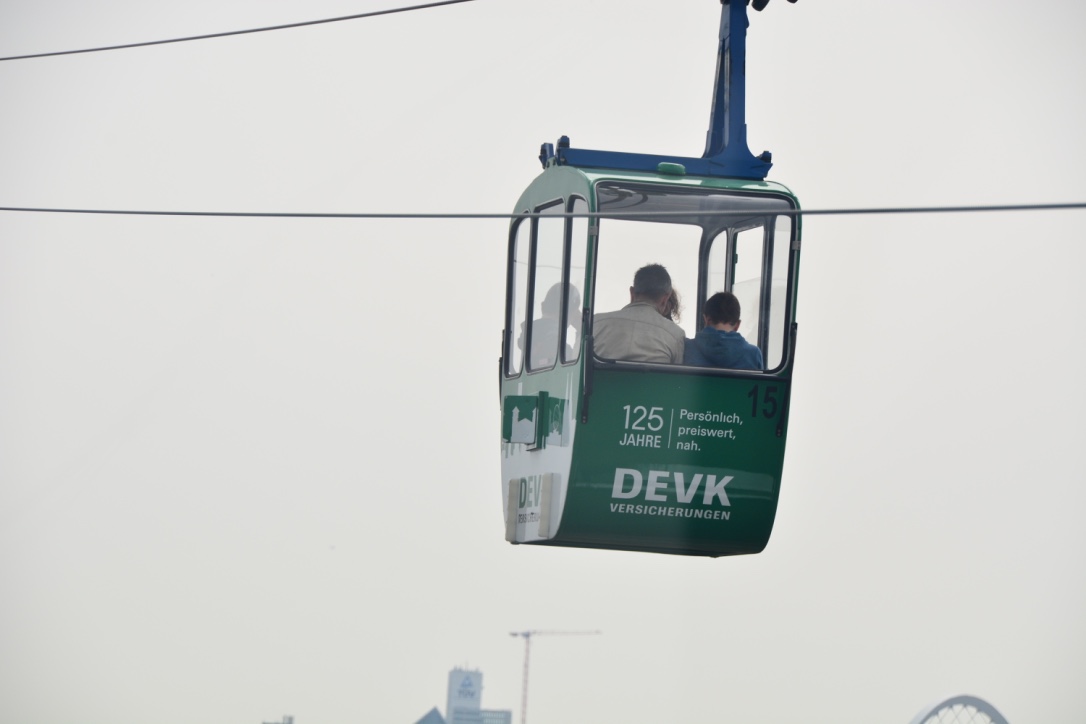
[593,184,795,371]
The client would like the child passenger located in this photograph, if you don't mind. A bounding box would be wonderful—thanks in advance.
[685,292,763,370]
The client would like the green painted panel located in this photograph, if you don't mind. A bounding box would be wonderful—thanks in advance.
[555,367,790,556]
[502,393,568,447]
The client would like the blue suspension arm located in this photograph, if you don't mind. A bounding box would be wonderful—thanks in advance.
[702,0,771,176]
[543,0,778,180]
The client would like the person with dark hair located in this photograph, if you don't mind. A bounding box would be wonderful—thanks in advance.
[685,291,764,370]
[518,283,582,368]
[593,264,685,363]
[526,283,581,368]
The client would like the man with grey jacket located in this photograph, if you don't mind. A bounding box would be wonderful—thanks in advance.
[593,263,685,364]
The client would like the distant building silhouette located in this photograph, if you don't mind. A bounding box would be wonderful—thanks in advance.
[414,707,445,724]
[446,668,511,724]
[412,667,512,724]
[446,668,483,723]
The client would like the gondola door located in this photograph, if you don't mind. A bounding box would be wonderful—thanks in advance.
[500,195,590,545]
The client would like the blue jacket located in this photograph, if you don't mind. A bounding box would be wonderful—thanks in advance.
[685,327,764,370]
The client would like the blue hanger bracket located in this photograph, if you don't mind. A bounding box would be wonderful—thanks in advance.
[541,0,792,181]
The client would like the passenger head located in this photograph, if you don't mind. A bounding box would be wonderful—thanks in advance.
[541,283,581,319]
[703,291,742,327]
[631,264,672,301]
[630,264,677,319]
[541,284,563,317]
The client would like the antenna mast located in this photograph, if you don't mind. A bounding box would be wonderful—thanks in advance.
[509,630,601,724]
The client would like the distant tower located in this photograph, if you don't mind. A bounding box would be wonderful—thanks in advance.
[446,668,484,724]
[444,667,511,724]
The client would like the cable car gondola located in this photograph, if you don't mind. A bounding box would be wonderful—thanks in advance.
[500,0,800,557]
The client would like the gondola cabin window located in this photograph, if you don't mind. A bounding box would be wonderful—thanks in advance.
[593,218,702,342]
[566,198,589,363]
[504,198,590,377]
[528,204,564,370]
[504,218,530,376]
[706,214,793,370]
[592,183,796,371]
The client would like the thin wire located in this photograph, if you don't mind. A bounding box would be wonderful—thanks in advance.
[0,0,475,62]
[0,202,1084,220]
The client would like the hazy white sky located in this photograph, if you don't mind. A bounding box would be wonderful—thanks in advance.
[1,2,1084,723]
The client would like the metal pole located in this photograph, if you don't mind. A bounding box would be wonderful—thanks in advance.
[520,634,531,724]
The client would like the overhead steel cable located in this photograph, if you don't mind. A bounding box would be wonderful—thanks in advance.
[0,202,1084,220]
[0,0,476,62]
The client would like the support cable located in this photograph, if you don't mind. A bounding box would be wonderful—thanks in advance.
[0,202,1083,221]
[0,0,476,62]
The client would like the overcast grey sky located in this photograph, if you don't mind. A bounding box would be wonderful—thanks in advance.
[1,1,1084,723]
